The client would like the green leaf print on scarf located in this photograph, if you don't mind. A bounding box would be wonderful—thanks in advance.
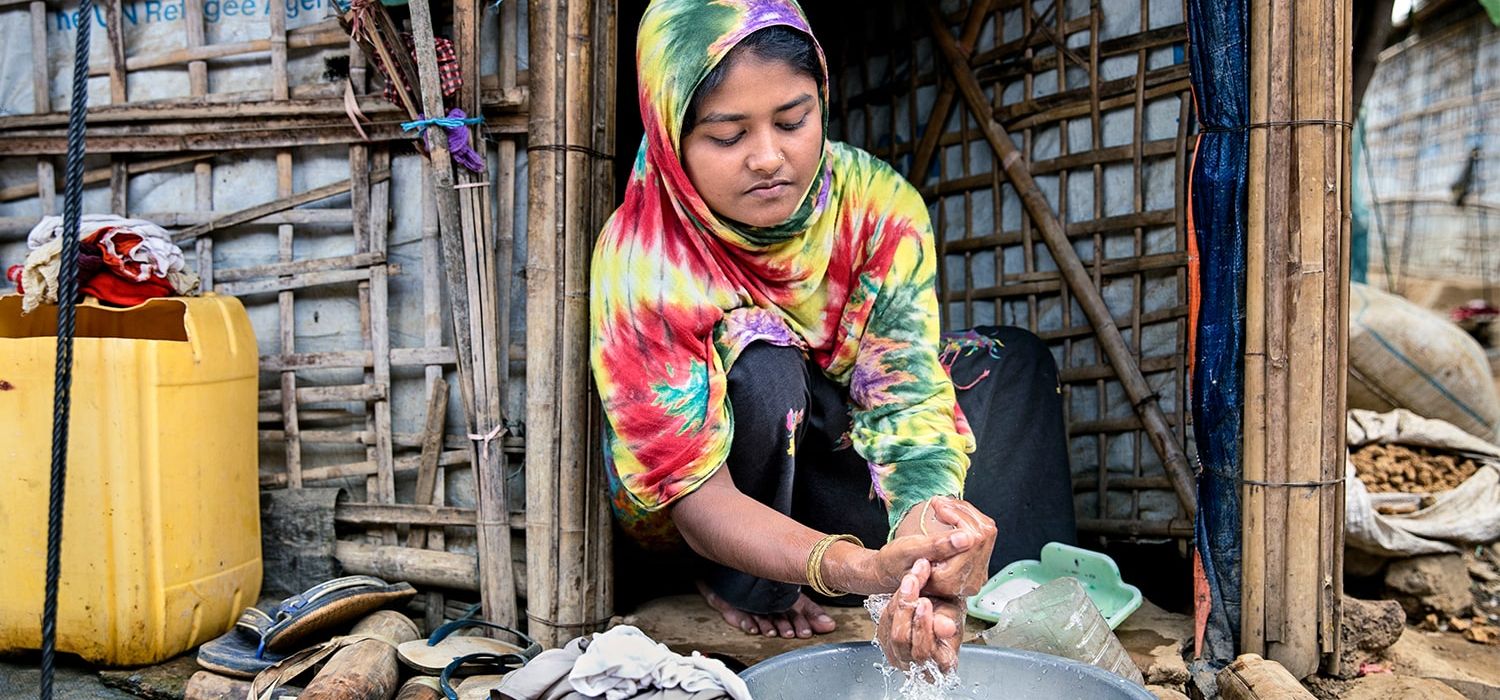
[651,360,711,435]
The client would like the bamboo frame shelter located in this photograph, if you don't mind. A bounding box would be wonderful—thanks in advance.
[1,0,1348,666]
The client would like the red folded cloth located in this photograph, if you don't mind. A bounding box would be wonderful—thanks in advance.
[81,269,174,307]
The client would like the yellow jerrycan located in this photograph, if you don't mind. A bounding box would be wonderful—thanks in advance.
[0,294,261,666]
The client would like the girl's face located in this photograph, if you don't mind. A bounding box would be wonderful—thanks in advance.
[680,56,823,229]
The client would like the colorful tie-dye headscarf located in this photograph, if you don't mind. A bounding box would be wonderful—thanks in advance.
[591,0,975,547]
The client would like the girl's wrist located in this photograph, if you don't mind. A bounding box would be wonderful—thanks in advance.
[821,540,877,595]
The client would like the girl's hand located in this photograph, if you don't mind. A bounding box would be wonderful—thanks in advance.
[875,559,961,674]
[890,497,997,599]
[829,527,978,595]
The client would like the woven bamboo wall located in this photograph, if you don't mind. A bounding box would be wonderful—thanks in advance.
[1358,10,1498,291]
[810,0,1196,536]
[0,0,532,629]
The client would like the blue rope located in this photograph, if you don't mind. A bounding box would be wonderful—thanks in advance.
[402,115,484,133]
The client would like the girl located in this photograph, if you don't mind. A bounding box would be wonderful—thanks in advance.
[590,0,1075,671]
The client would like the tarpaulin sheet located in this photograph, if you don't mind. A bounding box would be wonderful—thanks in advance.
[1187,0,1248,663]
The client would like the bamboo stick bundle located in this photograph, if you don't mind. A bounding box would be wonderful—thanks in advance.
[1242,0,1350,678]
[404,0,519,627]
[527,0,616,648]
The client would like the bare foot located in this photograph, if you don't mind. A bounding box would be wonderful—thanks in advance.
[696,580,840,639]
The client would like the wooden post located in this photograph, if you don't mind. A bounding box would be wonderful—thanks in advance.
[1243,0,1349,678]
[922,1,1198,517]
[527,0,616,648]
[395,678,444,700]
[1216,654,1317,700]
[299,611,420,700]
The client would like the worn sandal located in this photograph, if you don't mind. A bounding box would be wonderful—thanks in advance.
[399,612,542,674]
[196,575,417,678]
[196,608,289,678]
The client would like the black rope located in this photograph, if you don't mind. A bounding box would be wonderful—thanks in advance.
[41,0,92,695]
[1240,476,1346,488]
[526,143,616,161]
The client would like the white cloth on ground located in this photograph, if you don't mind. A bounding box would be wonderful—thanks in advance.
[566,626,750,700]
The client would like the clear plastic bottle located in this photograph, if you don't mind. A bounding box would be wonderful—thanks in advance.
[978,576,1146,685]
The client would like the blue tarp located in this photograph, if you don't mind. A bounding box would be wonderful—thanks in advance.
[1186,0,1248,663]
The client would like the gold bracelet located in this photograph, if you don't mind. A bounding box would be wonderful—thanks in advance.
[806,534,864,598]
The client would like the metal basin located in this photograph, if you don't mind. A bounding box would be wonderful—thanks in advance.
[740,643,1155,699]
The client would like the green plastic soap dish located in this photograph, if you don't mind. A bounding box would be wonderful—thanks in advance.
[966,541,1142,629]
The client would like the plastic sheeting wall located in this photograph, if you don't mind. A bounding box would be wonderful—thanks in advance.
[1358,11,1498,287]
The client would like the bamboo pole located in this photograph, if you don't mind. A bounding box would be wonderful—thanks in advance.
[1241,0,1271,658]
[103,0,128,216]
[334,541,528,597]
[922,1,1197,517]
[0,153,210,202]
[1331,0,1352,673]
[418,168,450,632]
[29,0,54,215]
[590,0,618,635]
[408,377,449,549]
[172,173,388,242]
[527,0,565,649]
[406,0,517,627]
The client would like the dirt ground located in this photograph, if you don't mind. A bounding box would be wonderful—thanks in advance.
[0,654,135,700]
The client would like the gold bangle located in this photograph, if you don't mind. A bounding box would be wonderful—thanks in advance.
[806,533,864,598]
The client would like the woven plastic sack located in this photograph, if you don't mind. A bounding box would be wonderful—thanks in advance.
[1348,282,1500,441]
[1345,409,1500,558]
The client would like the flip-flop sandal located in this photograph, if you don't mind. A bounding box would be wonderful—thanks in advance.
[399,612,542,675]
[260,575,417,653]
[196,575,416,677]
[196,608,289,678]
[438,652,531,700]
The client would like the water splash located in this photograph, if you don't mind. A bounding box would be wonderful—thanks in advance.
[863,593,963,699]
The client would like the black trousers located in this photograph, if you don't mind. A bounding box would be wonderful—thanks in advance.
[704,326,1077,614]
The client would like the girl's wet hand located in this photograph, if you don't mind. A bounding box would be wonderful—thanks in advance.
[924,498,996,598]
[861,527,977,593]
[875,559,957,675]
